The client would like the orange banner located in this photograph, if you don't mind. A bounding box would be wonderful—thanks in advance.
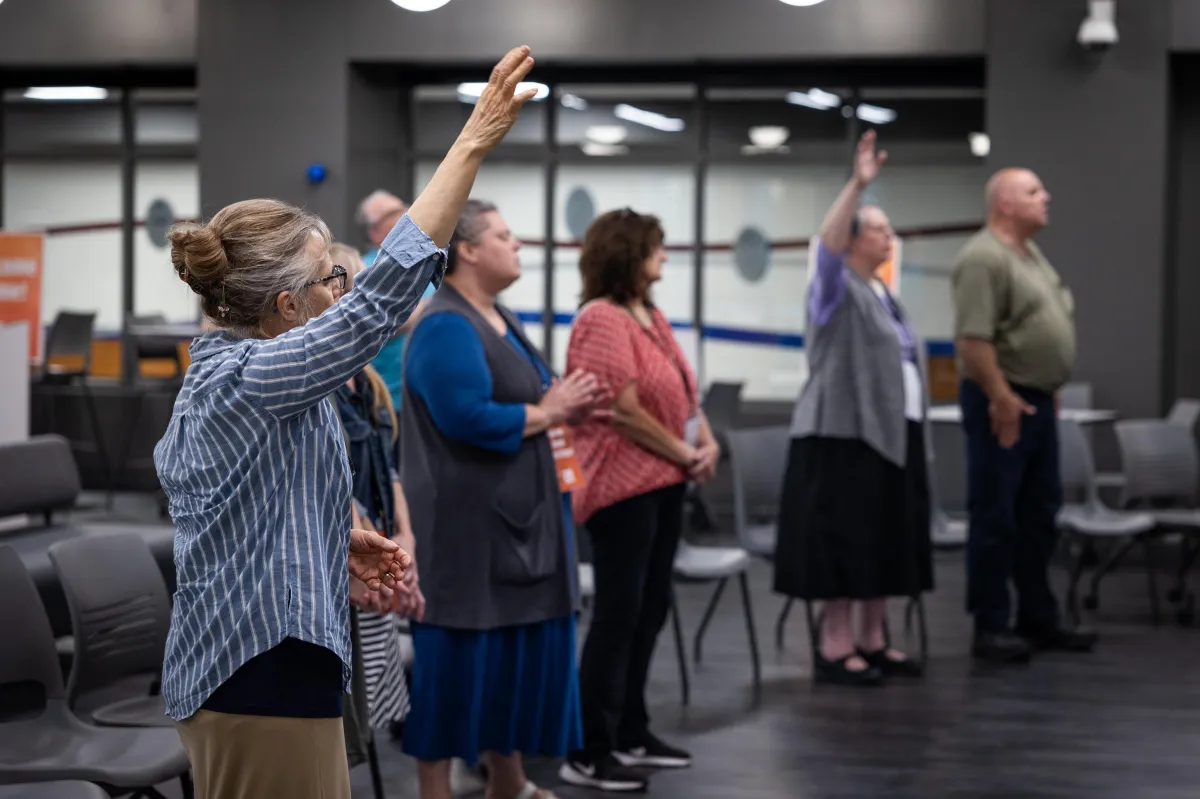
[876,237,902,294]
[0,234,44,361]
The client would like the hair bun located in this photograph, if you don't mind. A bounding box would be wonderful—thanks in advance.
[168,223,230,294]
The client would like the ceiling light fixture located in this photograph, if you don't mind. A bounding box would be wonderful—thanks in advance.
[456,81,549,104]
[581,142,630,157]
[585,125,628,145]
[778,0,827,6]
[969,132,991,158]
[561,93,589,111]
[389,0,452,10]
[785,89,841,111]
[855,103,897,124]
[749,126,790,149]
[614,103,685,132]
[24,86,109,101]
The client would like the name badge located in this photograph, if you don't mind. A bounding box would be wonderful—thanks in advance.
[684,414,700,448]
[548,424,586,493]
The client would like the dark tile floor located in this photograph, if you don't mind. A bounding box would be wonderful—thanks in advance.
[87,495,1200,798]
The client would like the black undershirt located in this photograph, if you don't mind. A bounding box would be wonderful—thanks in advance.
[201,637,344,718]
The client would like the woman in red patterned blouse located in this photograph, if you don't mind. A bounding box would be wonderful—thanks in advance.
[558,208,721,794]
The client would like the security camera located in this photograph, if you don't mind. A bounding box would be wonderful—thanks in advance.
[1078,0,1118,51]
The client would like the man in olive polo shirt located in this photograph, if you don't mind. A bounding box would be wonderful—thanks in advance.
[952,168,1097,664]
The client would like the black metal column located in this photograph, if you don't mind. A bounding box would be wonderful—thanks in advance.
[693,85,709,386]
[119,88,137,385]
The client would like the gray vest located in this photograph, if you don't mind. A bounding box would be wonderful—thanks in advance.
[399,285,576,630]
[789,270,928,467]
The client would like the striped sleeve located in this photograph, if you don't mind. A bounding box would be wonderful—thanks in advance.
[567,303,637,406]
[240,215,447,418]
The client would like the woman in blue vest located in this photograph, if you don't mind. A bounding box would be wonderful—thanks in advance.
[773,130,933,686]
[399,200,604,799]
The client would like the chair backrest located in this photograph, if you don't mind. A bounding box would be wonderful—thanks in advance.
[1167,398,1200,433]
[1058,381,1093,411]
[725,425,789,546]
[1057,418,1099,505]
[0,435,81,521]
[701,382,744,431]
[0,545,66,701]
[1114,419,1200,504]
[48,533,171,703]
[44,311,96,369]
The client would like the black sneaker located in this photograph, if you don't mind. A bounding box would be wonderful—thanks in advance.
[972,630,1032,663]
[559,754,648,792]
[614,732,692,769]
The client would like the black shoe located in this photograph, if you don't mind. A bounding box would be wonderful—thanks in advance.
[387,719,404,741]
[857,647,924,678]
[814,653,884,686]
[1015,623,1098,652]
[559,753,648,792]
[614,731,691,769]
[972,630,1032,663]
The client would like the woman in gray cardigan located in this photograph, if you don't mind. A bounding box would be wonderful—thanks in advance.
[773,131,933,686]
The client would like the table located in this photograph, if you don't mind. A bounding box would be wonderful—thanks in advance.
[927,404,1118,546]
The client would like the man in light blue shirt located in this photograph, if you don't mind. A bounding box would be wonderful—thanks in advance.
[357,190,437,407]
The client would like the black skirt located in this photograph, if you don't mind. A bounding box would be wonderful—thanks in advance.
[773,421,933,601]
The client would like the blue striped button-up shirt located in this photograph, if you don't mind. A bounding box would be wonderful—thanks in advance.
[153,215,445,721]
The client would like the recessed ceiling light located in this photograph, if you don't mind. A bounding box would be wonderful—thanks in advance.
[585,125,628,145]
[24,86,109,101]
[855,103,897,124]
[749,126,790,149]
[389,0,452,10]
[778,0,827,6]
[456,81,549,104]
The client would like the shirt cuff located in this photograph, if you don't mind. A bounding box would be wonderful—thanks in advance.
[380,214,449,288]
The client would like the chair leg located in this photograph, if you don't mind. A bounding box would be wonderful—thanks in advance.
[1084,537,1137,611]
[180,771,195,799]
[366,736,386,799]
[904,595,929,667]
[737,572,762,699]
[1141,536,1161,626]
[1065,533,1090,627]
[775,597,794,652]
[669,588,690,706]
[803,601,823,666]
[693,578,728,664]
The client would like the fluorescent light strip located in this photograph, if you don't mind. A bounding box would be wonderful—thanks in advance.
[24,86,109,101]
[785,89,841,110]
[613,103,685,132]
[561,93,589,111]
[855,103,897,124]
[456,81,549,104]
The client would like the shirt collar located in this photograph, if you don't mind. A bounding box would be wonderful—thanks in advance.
[188,329,244,362]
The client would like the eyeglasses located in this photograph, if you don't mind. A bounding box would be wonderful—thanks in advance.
[303,264,347,292]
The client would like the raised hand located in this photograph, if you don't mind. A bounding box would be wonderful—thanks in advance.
[459,46,539,154]
[348,528,411,591]
[541,371,603,426]
[853,129,888,187]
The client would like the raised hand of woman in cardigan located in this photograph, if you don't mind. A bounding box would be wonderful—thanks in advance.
[349,528,411,590]
[853,129,888,187]
[458,46,538,154]
[541,370,602,426]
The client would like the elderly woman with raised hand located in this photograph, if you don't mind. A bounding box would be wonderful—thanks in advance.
[152,46,539,799]
[773,130,933,687]
[399,199,602,799]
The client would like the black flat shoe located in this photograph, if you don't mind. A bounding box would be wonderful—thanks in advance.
[814,653,884,686]
[857,647,924,678]
[1015,623,1098,653]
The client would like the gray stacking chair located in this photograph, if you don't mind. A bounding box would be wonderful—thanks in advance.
[1167,398,1200,432]
[1058,381,1094,410]
[723,427,789,644]
[47,533,171,727]
[1056,419,1157,624]
[671,540,761,705]
[1114,419,1200,624]
[0,783,108,799]
[0,545,191,798]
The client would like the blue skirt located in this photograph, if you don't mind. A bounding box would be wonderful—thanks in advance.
[403,615,583,765]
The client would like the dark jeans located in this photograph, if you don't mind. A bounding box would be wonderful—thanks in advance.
[576,482,686,757]
[960,379,1063,634]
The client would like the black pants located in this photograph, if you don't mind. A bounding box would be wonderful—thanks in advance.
[576,482,686,757]
[960,379,1063,634]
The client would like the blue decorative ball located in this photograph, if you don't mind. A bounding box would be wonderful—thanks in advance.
[306,163,328,184]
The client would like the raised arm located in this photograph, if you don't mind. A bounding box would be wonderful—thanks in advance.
[240,46,540,418]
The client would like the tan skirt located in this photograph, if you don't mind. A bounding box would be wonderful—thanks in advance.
[176,710,351,799]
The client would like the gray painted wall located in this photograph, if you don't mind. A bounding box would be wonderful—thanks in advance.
[0,0,195,66]
[986,0,1170,417]
[1167,59,1200,403]
[348,0,984,62]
